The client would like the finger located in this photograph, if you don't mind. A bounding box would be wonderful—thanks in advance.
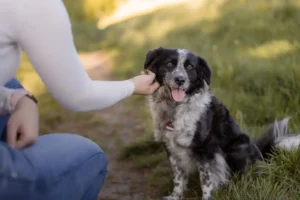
[149,81,160,94]
[147,70,156,80]
[17,122,38,149]
[15,129,36,149]
[16,136,35,149]
[152,81,160,90]
[6,120,18,148]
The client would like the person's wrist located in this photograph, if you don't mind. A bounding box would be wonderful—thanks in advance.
[10,89,29,110]
[129,77,138,95]
[11,89,37,110]
[16,95,38,110]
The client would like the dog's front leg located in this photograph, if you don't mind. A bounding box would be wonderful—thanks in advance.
[197,163,214,200]
[197,153,229,200]
[163,156,187,200]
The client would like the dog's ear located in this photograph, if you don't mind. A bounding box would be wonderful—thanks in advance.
[197,56,212,85]
[144,47,163,73]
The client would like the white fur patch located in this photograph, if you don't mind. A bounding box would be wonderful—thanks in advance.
[275,135,300,151]
[173,91,211,147]
[197,153,229,200]
[273,117,289,139]
[176,49,188,69]
[272,117,300,151]
[212,153,230,186]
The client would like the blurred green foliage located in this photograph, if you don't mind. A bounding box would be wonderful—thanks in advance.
[63,0,118,22]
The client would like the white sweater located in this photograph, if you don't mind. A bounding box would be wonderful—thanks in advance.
[0,0,135,114]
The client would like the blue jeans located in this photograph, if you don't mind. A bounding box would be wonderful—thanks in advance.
[0,78,107,200]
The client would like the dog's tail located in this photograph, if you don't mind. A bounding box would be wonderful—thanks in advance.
[255,117,300,159]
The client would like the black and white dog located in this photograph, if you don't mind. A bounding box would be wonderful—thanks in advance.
[144,47,300,200]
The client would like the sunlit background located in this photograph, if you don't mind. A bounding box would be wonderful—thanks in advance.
[16,0,300,199]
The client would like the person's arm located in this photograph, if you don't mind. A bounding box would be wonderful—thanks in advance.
[13,0,158,112]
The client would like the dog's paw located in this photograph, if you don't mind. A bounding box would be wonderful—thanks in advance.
[202,196,212,200]
[163,196,180,200]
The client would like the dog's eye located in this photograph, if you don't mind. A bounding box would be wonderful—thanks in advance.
[166,62,173,68]
[186,64,193,70]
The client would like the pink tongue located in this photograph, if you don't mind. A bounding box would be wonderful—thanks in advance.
[171,89,185,102]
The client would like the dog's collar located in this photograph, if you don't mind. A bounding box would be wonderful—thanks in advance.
[166,120,174,131]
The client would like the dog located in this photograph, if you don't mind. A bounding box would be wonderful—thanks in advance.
[144,47,300,200]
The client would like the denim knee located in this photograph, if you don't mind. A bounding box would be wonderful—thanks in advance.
[0,134,108,200]
[40,134,109,200]
[32,133,108,183]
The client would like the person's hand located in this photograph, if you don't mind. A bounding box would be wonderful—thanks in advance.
[6,96,39,149]
[130,70,160,95]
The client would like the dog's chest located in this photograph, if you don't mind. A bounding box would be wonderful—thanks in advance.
[163,105,200,172]
[173,104,199,134]
[148,92,211,172]
[149,99,196,142]
[148,101,204,171]
[149,92,210,141]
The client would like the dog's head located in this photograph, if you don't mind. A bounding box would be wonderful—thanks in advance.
[144,47,211,102]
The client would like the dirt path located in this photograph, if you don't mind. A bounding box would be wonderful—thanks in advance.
[79,52,148,200]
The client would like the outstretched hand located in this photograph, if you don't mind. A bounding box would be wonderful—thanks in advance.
[130,70,160,95]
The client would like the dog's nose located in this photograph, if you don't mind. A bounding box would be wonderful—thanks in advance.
[174,76,185,86]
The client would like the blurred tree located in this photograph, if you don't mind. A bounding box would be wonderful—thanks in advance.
[63,0,85,22]
[84,0,117,21]
[63,0,121,22]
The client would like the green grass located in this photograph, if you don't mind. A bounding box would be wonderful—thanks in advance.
[97,0,300,199]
